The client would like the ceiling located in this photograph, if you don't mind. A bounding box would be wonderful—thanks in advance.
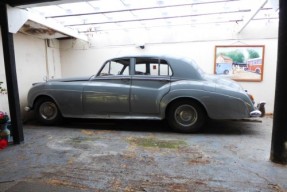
[15,0,279,37]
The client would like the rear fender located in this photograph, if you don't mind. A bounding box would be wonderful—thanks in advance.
[160,89,251,119]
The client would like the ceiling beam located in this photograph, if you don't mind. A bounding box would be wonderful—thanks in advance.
[6,0,240,9]
[4,0,83,8]
[47,0,240,18]
[28,11,88,41]
[66,9,251,27]
[79,19,244,33]
[237,0,268,33]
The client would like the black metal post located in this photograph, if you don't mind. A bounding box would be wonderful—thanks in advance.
[270,0,287,164]
[0,3,24,144]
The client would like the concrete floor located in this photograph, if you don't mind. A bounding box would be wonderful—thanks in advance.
[0,116,286,192]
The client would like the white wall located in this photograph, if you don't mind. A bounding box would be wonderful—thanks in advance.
[60,19,278,114]
[0,33,12,115]
[0,32,61,120]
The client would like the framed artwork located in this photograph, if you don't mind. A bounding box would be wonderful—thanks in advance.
[214,45,265,82]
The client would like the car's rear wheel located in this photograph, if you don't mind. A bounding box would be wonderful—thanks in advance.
[167,100,206,133]
[35,97,62,125]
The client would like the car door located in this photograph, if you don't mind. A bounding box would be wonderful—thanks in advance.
[130,58,172,115]
[82,58,131,116]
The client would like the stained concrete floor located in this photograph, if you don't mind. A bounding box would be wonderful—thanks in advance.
[0,116,286,192]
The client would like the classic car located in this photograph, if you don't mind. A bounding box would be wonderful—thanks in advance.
[25,55,265,133]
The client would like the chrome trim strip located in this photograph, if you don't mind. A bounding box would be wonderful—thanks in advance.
[131,77,171,81]
[63,114,163,120]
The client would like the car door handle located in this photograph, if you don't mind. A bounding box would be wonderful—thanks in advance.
[120,78,130,82]
[159,79,170,82]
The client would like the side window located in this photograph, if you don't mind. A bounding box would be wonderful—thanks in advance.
[99,59,130,76]
[100,62,110,76]
[109,61,124,75]
[148,60,173,76]
[149,63,160,76]
[159,63,170,76]
[121,66,129,75]
[135,58,173,76]
[135,64,146,75]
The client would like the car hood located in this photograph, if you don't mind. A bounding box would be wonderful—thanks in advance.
[204,74,244,92]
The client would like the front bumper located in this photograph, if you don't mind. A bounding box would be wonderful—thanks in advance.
[250,101,266,117]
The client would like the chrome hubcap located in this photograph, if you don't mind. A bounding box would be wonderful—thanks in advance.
[174,104,197,127]
[39,102,58,120]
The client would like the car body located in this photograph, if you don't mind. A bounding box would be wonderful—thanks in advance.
[25,55,264,132]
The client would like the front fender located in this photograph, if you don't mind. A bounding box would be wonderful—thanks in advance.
[27,90,60,111]
[27,83,48,109]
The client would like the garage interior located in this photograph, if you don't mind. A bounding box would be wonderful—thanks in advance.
[0,0,287,191]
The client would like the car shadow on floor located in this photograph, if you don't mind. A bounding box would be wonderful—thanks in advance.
[26,117,263,136]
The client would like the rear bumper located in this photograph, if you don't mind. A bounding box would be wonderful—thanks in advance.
[250,101,266,117]
[24,106,31,112]
[250,110,262,117]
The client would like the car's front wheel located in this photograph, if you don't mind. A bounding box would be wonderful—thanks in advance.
[167,100,206,133]
[34,97,62,125]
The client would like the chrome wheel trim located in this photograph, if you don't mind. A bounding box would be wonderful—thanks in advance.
[39,101,58,120]
[174,104,198,127]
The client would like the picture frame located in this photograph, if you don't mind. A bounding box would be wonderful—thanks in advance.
[214,45,265,82]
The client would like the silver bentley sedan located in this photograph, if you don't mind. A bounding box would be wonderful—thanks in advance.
[25,55,265,133]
